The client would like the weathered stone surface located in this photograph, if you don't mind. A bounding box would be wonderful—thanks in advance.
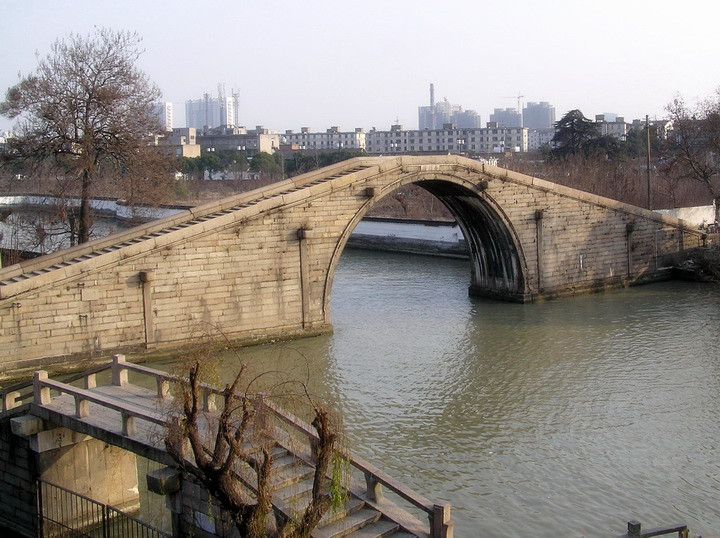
[10,415,44,437]
[0,156,702,375]
[147,466,182,495]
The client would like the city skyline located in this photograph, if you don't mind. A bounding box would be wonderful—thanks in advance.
[1,0,718,134]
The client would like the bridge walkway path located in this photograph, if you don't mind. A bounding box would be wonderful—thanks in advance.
[2,355,452,538]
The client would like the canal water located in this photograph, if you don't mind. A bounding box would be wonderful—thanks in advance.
[150,248,720,537]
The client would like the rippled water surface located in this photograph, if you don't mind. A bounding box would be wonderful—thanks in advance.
[161,249,720,537]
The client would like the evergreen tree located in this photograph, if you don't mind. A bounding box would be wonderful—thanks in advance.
[550,109,599,159]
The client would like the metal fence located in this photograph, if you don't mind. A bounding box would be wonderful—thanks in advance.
[38,480,171,538]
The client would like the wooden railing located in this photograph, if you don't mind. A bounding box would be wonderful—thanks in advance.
[23,354,453,538]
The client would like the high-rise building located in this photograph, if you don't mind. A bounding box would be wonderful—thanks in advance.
[490,108,522,128]
[420,100,462,130]
[522,102,555,129]
[185,94,234,130]
[418,84,480,129]
[453,110,482,129]
[153,102,173,132]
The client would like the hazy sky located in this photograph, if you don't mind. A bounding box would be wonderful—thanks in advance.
[1,0,718,133]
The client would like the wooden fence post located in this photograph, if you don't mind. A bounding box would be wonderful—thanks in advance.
[431,503,453,538]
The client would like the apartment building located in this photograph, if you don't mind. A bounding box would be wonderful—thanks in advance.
[366,123,528,154]
[527,128,556,151]
[153,127,201,158]
[197,126,280,156]
[282,127,366,151]
[489,108,522,128]
[523,102,555,129]
[153,102,173,132]
[595,114,629,139]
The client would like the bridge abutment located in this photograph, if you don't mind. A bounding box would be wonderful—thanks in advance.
[148,467,244,537]
[0,412,140,535]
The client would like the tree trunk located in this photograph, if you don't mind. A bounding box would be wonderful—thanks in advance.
[79,170,92,243]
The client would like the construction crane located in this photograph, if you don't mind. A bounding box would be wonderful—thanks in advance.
[502,93,525,111]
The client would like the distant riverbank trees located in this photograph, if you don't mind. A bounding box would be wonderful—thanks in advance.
[516,98,719,212]
[178,149,249,181]
[284,149,365,176]
[548,109,662,162]
[664,89,720,221]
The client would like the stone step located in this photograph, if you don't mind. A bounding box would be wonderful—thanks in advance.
[345,518,402,537]
[312,508,382,538]
[318,497,365,527]
[270,462,315,489]
[272,452,301,472]
[274,477,315,503]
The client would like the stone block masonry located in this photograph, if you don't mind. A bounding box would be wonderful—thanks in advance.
[0,411,38,536]
[0,156,703,377]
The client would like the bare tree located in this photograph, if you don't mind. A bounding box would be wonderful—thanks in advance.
[0,28,173,243]
[664,90,720,221]
[165,342,342,538]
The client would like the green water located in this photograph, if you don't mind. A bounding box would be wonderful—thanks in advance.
[151,248,720,537]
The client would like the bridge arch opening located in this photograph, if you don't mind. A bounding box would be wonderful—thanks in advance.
[414,179,527,301]
[323,174,529,322]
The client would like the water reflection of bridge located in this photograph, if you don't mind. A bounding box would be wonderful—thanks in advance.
[0,355,452,537]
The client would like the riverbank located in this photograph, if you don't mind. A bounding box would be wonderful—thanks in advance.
[672,244,720,282]
[347,216,468,258]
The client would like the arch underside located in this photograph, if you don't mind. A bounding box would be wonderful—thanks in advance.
[415,180,528,302]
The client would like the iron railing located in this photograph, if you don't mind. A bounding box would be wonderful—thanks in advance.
[38,479,170,538]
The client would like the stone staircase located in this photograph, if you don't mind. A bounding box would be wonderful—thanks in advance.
[268,444,416,537]
[4,357,452,537]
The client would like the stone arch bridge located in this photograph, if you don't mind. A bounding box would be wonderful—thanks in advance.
[0,156,703,376]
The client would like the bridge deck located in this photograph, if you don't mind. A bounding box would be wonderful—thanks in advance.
[4,355,452,538]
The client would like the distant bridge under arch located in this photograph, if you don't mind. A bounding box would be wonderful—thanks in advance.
[0,156,703,375]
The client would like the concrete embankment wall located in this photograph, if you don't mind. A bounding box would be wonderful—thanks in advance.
[347,217,468,257]
[656,204,715,226]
